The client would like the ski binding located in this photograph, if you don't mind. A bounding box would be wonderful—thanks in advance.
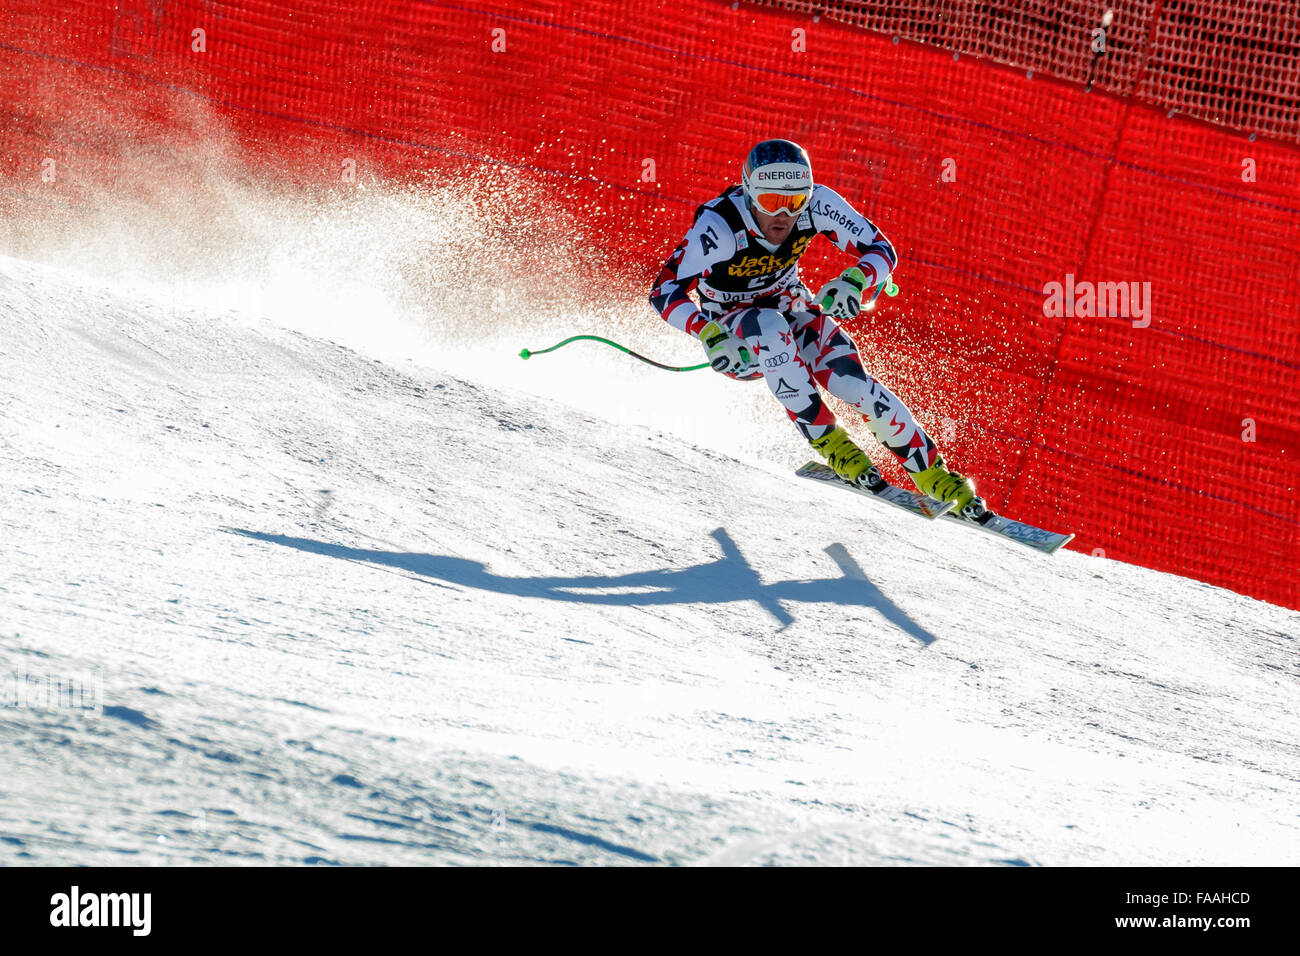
[796,460,954,520]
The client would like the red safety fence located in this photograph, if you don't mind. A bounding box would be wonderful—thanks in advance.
[2,1,1297,609]
[761,0,1300,143]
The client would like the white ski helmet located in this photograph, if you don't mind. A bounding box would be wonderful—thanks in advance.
[742,139,813,216]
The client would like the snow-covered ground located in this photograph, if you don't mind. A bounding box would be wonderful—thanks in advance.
[1,188,1298,866]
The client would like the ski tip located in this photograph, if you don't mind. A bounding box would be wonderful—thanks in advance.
[1046,533,1077,554]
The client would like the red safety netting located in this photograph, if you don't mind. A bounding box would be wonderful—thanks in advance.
[1,0,1297,608]
[761,0,1300,142]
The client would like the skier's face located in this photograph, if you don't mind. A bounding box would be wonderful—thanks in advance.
[752,204,795,243]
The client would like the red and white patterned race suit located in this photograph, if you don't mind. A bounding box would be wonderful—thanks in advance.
[649,183,938,474]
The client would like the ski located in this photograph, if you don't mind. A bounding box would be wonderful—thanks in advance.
[796,461,955,520]
[942,509,1075,555]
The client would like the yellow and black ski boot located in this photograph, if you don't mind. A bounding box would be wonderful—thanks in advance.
[810,426,882,490]
[911,455,986,520]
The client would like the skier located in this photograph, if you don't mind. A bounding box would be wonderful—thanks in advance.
[649,138,983,516]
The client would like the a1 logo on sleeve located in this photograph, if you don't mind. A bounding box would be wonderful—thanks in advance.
[699,224,719,255]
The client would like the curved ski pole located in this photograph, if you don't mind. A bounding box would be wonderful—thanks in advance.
[519,334,708,372]
[864,277,899,310]
[521,281,898,370]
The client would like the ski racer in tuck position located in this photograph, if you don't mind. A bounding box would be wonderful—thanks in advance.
[649,139,983,517]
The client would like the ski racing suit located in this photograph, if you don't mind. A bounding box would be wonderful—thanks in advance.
[649,183,939,475]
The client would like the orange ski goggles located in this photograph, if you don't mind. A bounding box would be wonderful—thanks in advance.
[751,190,810,216]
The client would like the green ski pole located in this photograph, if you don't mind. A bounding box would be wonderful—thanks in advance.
[519,334,708,372]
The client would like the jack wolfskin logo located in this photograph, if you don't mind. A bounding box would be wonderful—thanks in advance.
[726,235,813,278]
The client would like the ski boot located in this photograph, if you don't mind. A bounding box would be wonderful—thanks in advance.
[810,426,883,490]
[911,455,988,521]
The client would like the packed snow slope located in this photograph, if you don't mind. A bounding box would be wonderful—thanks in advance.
[1,251,1298,867]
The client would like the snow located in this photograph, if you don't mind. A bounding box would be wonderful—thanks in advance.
[1,199,1298,866]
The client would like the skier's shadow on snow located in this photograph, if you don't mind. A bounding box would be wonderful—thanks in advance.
[229,527,938,645]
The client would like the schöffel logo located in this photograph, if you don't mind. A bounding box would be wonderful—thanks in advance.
[810,201,864,237]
